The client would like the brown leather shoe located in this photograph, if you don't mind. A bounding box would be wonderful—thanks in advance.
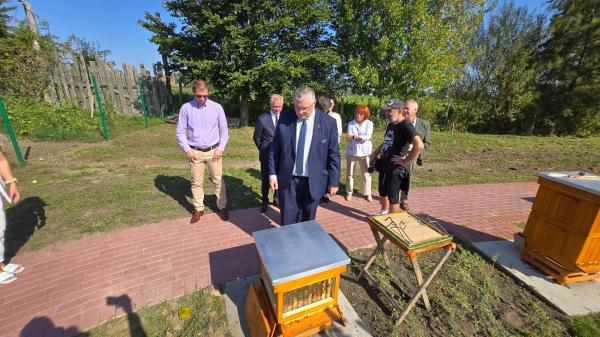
[400,202,410,211]
[190,210,204,223]
[218,208,230,221]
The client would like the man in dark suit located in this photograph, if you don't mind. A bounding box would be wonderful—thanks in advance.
[268,87,341,225]
[253,94,284,213]
[400,99,431,210]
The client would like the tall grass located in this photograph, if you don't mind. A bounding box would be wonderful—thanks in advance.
[1,96,163,142]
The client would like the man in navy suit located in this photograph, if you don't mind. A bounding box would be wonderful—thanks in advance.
[253,94,284,213]
[268,87,341,225]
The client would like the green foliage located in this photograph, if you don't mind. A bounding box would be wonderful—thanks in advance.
[568,314,600,337]
[0,24,56,98]
[0,0,14,38]
[1,96,162,141]
[60,34,111,63]
[140,0,339,126]
[448,0,600,136]
[534,0,600,136]
[453,1,547,134]
[334,0,489,97]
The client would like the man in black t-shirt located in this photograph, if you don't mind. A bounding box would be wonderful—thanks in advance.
[371,99,424,214]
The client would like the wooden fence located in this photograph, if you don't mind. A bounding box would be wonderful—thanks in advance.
[46,55,174,116]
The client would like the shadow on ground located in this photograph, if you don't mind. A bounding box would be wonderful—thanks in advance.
[209,243,260,287]
[106,294,148,337]
[154,173,263,215]
[154,175,195,214]
[4,196,47,259]
[20,316,88,337]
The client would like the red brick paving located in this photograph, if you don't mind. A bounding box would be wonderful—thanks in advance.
[0,182,537,337]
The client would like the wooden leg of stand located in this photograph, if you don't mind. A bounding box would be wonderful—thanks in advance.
[396,249,452,326]
[409,257,431,311]
[359,231,387,278]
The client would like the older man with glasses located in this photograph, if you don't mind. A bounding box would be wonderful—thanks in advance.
[268,86,341,225]
[176,80,229,223]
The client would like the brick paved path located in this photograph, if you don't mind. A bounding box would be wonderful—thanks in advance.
[1,182,538,337]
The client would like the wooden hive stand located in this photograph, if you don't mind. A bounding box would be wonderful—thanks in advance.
[359,212,456,325]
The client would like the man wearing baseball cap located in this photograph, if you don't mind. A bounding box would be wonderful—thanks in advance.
[370,99,424,214]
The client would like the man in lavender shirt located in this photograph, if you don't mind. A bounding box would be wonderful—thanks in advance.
[176,80,229,223]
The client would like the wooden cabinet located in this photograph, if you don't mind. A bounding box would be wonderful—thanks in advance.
[522,172,600,285]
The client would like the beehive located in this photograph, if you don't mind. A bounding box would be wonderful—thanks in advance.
[245,221,349,337]
[522,171,600,285]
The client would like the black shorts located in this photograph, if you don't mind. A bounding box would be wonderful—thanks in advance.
[378,164,411,204]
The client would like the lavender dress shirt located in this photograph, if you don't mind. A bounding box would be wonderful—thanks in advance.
[176,99,229,153]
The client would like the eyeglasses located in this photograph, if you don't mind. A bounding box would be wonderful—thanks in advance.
[195,95,208,98]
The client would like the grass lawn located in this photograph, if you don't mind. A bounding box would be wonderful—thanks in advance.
[82,289,230,337]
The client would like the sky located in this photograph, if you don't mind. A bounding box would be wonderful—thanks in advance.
[8,0,550,71]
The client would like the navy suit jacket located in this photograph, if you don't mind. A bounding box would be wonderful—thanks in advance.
[268,108,341,201]
[253,111,277,162]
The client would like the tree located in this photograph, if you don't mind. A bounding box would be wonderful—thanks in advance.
[140,0,339,126]
[0,23,56,97]
[453,1,547,134]
[535,0,600,136]
[61,34,111,63]
[334,0,489,98]
[0,0,14,38]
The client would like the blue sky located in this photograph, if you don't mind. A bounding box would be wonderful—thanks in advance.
[8,0,550,70]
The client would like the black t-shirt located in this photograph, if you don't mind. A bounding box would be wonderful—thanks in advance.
[379,120,417,161]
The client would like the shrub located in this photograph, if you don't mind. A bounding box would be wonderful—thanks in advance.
[1,96,161,141]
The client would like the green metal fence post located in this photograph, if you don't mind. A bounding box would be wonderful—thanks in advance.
[91,75,110,141]
[138,79,149,128]
[0,98,25,167]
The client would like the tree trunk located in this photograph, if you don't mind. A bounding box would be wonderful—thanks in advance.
[445,96,452,131]
[178,82,183,105]
[161,53,172,112]
[20,1,40,51]
[240,96,249,127]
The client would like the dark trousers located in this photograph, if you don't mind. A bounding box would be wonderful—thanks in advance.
[260,160,278,203]
[279,176,319,226]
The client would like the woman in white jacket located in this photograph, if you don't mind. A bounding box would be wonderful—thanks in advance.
[345,105,374,202]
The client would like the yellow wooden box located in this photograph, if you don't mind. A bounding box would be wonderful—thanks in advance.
[245,221,349,337]
[522,172,600,285]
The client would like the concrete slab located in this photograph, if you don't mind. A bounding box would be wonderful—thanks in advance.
[223,275,373,337]
[472,240,600,316]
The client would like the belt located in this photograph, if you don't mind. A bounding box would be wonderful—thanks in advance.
[190,143,219,152]
[292,175,308,179]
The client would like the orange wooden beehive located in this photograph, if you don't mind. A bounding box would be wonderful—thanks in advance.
[245,221,349,337]
[522,171,600,285]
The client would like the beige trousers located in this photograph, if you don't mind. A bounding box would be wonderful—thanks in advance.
[345,155,372,196]
[190,149,227,211]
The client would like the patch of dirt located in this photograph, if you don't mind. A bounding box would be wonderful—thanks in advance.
[501,310,526,330]
[340,245,569,337]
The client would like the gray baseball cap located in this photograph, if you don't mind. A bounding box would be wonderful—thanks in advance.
[384,99,404,110]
